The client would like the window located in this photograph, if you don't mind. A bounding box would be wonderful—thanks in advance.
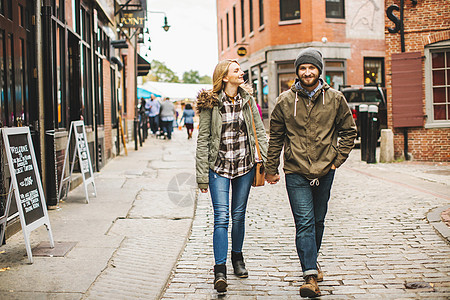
[249,0,254,33]
[233,6,237,43]
[220,19,223,51]
[280,0,300,21]
[326,0,345,19]
[241,0,245,38]
[364,58,384,86]
[226,12,230,48]
[259,0,264,27]
[54,25,66,128]
[427,48,450,123]
[324,60,346,90]
[277,62,296,94]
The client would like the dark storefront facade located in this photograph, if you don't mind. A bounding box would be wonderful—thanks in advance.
[0,0,145,241]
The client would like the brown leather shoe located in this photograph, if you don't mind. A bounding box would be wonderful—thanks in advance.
[300,275,321,298]
[317,263,323,282]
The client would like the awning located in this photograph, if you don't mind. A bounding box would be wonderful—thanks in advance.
[137,87,160,99]
[137,54,151,76]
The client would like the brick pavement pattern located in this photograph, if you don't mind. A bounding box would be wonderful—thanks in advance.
[162,157,450,299]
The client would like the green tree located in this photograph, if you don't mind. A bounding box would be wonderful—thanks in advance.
[146,60,180,83]
[182,70,201,83]
[199,75,212,84]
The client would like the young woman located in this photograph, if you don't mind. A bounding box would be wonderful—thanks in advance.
[180,103,195,139]
[195,60,268,293]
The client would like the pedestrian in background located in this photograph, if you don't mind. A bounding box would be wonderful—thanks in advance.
[138,97,148,138]
[265,48,357,298]
[146,94,160,136]
[180,103,195,139]
[159,97,176,140]
[196,59,268,293]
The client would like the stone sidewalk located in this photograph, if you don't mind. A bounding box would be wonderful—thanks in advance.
[162,148,450,299]
[0,129,197,299]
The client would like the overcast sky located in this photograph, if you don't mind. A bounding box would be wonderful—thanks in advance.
[140,0,219,78]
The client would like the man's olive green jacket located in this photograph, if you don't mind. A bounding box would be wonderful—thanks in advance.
[266,81,357,180]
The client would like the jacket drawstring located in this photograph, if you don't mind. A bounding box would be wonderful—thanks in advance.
[294,91,298,117]
[322,89,325,105]
[310,178,320,186]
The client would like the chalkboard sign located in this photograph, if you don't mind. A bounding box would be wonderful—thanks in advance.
[2,127,54,263]
[7,133,45,225]
[59,121,96,203]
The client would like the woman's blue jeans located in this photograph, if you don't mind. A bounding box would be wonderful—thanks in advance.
[209,167,255,265]
[285,169,335,277]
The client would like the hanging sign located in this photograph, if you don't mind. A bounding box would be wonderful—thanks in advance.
[120,10,145,28]
[59,121,97,203]
[1,127,54,263]
[237,47,247,57]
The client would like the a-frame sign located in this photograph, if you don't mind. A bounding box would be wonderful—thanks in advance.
[59,121,97,203]
[1,127,54,263]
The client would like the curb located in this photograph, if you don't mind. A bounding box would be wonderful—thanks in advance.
[427,205,450,245]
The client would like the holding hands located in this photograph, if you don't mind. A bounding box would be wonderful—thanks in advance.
[265,173,280,184]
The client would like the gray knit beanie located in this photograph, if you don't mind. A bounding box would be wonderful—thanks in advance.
[294,48,323,75]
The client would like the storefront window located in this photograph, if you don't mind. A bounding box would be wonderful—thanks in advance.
[324,60,345,90]
[364,57,384,86]
[280,0,300,21]
[279,73,296,93]
[0,30,4,125]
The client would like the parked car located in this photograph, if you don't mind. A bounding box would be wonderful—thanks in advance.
[339,85,387,139]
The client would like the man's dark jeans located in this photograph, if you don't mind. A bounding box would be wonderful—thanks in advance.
[285,169,335,278]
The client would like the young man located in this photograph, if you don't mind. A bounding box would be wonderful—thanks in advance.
[265,48,357,298]
[146,94,161,135]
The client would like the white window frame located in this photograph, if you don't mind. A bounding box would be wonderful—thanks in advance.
[424,40,450,128]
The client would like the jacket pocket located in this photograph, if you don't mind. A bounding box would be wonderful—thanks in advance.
[284,141,293,161]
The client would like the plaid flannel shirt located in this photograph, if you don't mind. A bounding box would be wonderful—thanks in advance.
[213,93,253,179]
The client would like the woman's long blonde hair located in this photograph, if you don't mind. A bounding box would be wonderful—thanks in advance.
[212,59,240,93]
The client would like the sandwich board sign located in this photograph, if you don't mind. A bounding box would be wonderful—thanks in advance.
[59,120,97,203]
[1,127,54,263]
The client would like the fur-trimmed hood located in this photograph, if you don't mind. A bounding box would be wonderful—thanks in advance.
[196,84,253,113]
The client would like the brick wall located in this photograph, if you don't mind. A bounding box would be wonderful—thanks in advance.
[385,0,450,162]
[217,0,385,85]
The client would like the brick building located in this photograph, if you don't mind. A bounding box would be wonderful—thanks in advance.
[385,0,450,162]
[216,0,385,121]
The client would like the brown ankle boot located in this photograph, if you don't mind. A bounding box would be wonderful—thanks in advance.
[300,275,321,298]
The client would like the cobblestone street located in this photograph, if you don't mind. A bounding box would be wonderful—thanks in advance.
[162,150,450,299]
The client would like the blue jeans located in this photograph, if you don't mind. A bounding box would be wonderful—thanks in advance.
[209,167,255,265]
[149,116,159,134]
[160,120,173,139]
[285,169,335,277]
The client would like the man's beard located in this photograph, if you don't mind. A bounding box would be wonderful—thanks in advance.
[299,75,319,88]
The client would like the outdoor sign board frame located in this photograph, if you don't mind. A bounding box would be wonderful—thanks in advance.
[1,127,54,263]
[59,121,97,203]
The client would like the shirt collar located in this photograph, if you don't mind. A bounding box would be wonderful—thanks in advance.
[296,78,324,98]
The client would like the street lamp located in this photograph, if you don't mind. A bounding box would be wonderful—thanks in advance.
[162,16,170,32]
[148,11,171,32]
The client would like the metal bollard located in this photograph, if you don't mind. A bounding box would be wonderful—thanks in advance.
[134,118,139,150]
[367,105,378,164]
[359,104,368,161]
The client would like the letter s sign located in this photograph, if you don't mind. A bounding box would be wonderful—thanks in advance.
[386,5,401,34]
